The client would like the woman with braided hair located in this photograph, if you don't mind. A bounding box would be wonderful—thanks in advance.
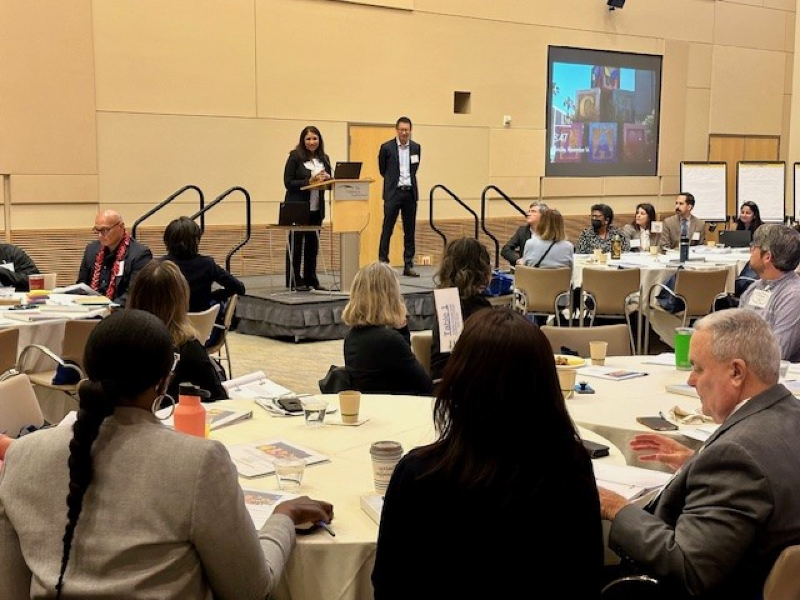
[0,309,333,599]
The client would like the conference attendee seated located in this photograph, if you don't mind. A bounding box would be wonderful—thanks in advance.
[162,216,246,313]
[0,243,40,291]
[660,192,705,250]
[342,261,432,396]
[575,203,630,254]
[128,259,228,402]
[372,308,603,599]
[76,209,152,306]
[736,200,763,233]
[0,309,333,599]
[599,309,800,599]
[738,224,800,361]
[500,201,548,267]
[520,208,573,269]
[622,202,658,252]
[430,237,492,382]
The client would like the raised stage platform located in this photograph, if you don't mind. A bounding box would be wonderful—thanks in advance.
[235,267,439,342]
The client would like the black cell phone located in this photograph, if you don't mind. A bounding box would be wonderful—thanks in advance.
[9,304,36,310]
[581,439,610,459]
[276,396,303,413]
[636,416,679,431]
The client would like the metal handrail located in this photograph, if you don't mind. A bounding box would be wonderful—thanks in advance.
[131,185,205,239]
[429,184,478,249]
[190,187,251,272]
[480,185,527,268]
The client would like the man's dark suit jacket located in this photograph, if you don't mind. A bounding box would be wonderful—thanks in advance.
[0,244,39,291]
[501,225,532,265]
[378,138,421,203]
[77,238,152,306]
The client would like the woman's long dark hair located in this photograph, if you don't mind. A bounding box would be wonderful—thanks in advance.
[419,308,584,495]
[294,125,328,162]
[737,201,763,232]
[631,202,656,231]
[55,309,174,598]
[435,237,492,300]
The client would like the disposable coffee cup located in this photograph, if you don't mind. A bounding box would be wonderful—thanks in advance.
[28,274,45,291]
[370,440,403,494]
[780,360,791,379]
[674,327,694,371]
[593,248,602,263]
[339,390,361,424]
[589,340,608,366]
[649,245,660,256]
[556,368,577,400]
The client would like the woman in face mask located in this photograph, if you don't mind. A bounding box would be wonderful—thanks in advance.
[575,203,630,254]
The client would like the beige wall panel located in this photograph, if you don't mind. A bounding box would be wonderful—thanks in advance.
[714,3,787,52]
[684,88,712,160]
[660,175,681,196]
[687,43,713,89]
[764,0,796,11]
[710,47,785,134]
[786,10,796,53]
[602,178,661,196]
[10,175,98,204]
[92,0,256,116]
[542,178,604,198]
[786,54,795,94]
[782,94,792,161]
[97,113,348,226]
[414,126,489,206]
[489,129,544,180]
[415,0,716,43]
[0,0,96,174]
[329,0,412,8]
[481,177,541,203]
[11,204,100,230]
[658,40,689,178]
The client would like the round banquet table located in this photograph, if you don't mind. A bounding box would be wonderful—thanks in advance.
[211,393,625,600]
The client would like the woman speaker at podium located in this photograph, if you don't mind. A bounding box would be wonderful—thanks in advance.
[282,125,332,291]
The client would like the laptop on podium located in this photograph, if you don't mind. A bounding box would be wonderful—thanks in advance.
[333,162,362,179]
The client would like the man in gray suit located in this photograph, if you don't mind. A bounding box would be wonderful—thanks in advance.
[599,309,800,599]
[378,116,421,277]
[660,192,706,250]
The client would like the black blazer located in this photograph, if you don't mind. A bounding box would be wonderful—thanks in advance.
[77,238,152,306]
[501,225,533,265]
[0,244,40,291]
[163,254,246,313]
[283,150,332,220]
[378,138,421,203]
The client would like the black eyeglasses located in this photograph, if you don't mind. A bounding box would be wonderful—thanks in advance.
[92,221,121,236]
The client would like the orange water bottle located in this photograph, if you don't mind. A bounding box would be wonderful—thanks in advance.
[174,382,210,438]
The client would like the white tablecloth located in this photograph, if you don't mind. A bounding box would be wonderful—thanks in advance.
[211,393,624,600]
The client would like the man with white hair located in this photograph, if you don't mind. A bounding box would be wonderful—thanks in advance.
[738,223,800,361]
[599,309,800,599]
[76,209,152,306]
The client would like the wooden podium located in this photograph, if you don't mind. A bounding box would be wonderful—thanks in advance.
[302,178,373,293]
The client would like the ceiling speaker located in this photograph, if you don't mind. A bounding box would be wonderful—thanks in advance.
[607,0,626,9]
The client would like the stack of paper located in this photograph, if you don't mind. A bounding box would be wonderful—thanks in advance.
[223,370,293,399]
[241,488,298,529]
[665,383,699,398]
[360,494,384,525]
[593,463,672,501]
[227,438,328,478]
[578,365,648,381]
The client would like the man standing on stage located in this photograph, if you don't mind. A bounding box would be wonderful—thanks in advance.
[378,116,422,277]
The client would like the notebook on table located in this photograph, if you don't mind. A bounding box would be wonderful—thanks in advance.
[278,202,311,226]
[333,162,362,179]
[719,230,752,248]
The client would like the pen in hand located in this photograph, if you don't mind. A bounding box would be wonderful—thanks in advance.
[316,521,336,537]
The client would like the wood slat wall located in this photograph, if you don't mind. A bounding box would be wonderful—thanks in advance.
[12,214,653,286]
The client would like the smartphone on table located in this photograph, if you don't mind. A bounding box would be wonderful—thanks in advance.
[636,416,679,431]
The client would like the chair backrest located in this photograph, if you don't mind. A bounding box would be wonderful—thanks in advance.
[0,327,20,375]
[540,324,633,357]
[188,304,222,345]
[764,544,800,600]
[582,267,641,316]
[513,266,572,315]
[62,319,100,366]
[410,330,433,375]
[0,373,45,438]
[675,268,728,318]
[207,295,238,355]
